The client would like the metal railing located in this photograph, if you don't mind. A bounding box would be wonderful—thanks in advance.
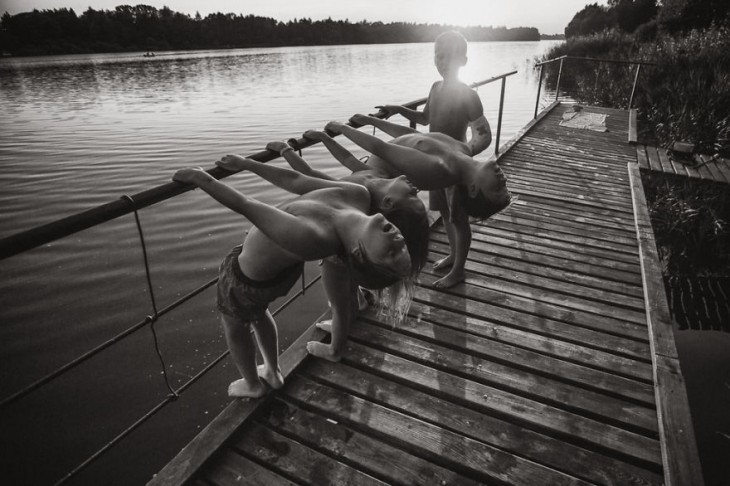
[405,70,518,155]
[533,55,657,117]
[0,71,516,485]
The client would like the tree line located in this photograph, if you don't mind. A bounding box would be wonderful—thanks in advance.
[565,0,729,39]
[0,4,541,56]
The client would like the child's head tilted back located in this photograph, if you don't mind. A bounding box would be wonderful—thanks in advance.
[434,30,468,75]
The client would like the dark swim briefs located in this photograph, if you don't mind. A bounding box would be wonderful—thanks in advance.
[216,245,304,324]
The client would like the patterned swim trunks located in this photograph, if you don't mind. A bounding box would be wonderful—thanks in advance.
[216,245,304,324]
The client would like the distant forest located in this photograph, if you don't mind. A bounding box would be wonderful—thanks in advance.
[0,5,542,56]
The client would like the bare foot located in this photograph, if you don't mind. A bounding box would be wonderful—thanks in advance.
[306,341,342,362]
[433,255,454,272]
[433,270,465,289]
[227,378,267,398]
[257,364,284,390]
[316,320,333,333]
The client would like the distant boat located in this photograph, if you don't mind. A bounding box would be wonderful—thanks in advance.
[143,52,156,58]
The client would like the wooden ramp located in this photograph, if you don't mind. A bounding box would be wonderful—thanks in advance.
[636,144,730,185]
[151,103,703,486]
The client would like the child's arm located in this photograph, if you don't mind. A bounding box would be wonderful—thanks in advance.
[173,168,321,256]
[216,152,347,195]
[466,90,492,156]
[349,114,420,138]
[376,104,429,126]
[327,121,459,190]
[303,130,370,173]
[266,141,334,180]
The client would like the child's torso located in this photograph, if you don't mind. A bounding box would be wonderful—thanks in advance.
[428,81,474,140]
[239,187,369,280]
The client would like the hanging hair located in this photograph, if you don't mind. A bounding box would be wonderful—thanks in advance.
[380,199,429,277]
[459,184,513,220]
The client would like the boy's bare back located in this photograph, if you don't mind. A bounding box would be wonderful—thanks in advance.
[427,80,483,143]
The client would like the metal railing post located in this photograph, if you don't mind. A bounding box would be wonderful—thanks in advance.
[629,63,642,109]
[555,57,564,101]
[534,64,544,118]
[495,76,506,155]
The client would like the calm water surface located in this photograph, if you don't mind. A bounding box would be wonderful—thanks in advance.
[0,42,559,485]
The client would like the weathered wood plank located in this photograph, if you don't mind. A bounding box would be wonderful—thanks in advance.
[262,398,482,486]
[628,108,638,143]
[628,163,704,486]
[204,449,296,486]
[303,360,663,486]
[406,300,653,384]
[712,157,730,183]
[283,375,592,485]
[324,341,662,467]
[412,287,652,360]
[233,424,386,486]
[645,145,662,172]
[657,147,677,175]
[701,155,725,182]
[636,144,650,169]
[369,304,655,397]
[482,216,640,256]
[350,321,658,434]
[695,159,714,180]
[429,240,646,311]
[491,211,640,248]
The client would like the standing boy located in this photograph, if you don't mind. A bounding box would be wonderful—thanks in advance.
[377,30,493,288]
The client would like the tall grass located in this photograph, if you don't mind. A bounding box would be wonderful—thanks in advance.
[542,27,730,153]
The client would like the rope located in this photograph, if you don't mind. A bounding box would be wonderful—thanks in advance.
[121,195,178,399]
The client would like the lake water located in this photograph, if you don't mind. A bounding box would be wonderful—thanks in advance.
[0,41,560,485]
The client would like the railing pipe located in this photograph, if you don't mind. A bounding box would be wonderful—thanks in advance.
[0,71,517,261]
[555,57,564,102]
[533,64,544,119]
[534,55,567,67]
[629,63,642,110]
[495,77,506,155]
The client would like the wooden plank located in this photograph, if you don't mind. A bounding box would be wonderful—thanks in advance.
[628,108,638,144]
[712,157,730,183]
[669,154,690,177]
[284,375,592,485]
[468,224,640,265]
[506,169,633,201]
[318,341,662,467]
[413,287,652,360]
[204,449,296,486]
[701,155,725,182]
[350,321,658,434]
[491,212,639,248]
[233,424,386,486]
[262,398,482,486]
[483,217,640,256]
[695,158,713,180]
[509,184,635,215]
[427,243,647,322]
[645,145,662,172]
[406,300,655,392]
[636,145,650,169]
[429,240,646,311]
[374,303,654,395]
[419,271,649,340]
[148,316,328,486]
[628,163,704,486]
[303,360,663,486]
[657,147,677,175]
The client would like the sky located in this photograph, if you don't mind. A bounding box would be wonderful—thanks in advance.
[0,0,610,34]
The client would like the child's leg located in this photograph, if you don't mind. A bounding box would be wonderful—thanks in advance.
[307,260,357,362]
[434,217,470,288]
[433,208,456,271]
[250,310,284,389]
[221,315,267,398]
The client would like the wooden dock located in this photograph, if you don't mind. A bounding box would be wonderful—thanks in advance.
[150,103,703,486]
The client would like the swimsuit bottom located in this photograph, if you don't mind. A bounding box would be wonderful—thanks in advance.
[217,244,304,324]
